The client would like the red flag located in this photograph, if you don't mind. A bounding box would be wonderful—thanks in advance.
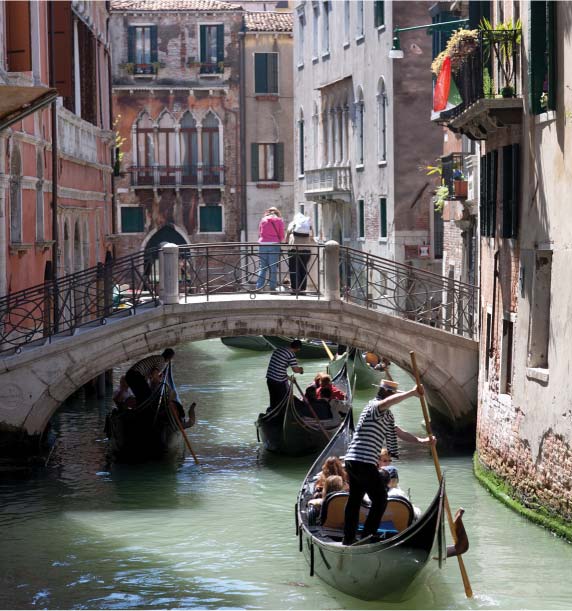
[433,56,451,113]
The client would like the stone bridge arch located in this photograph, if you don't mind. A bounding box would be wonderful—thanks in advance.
[0,297,478,453]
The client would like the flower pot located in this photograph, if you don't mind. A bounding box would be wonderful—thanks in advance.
[453,179,468,199]
[501,86,514,98]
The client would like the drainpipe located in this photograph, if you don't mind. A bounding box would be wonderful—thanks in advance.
[490,249,499,357]
[48,1,59,282]
[107,16,117,254]
[238,27,247,241]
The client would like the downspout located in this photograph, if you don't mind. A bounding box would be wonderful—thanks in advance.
[107,16,117,254]
[48,1,59,282]
[490,249,499,358]
[238,27,247,241]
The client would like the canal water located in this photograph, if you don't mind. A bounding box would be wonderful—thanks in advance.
[1,339,572,610]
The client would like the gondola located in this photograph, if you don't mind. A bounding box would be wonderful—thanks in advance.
[295,409,447,601]
[220,336,273,351]
[264,335,338,359]
[328,347,383,390]
[255,363,352,456]
[107,364,184,461]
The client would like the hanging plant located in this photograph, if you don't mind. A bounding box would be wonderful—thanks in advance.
[431,28,479,76]
[433,184,450,213]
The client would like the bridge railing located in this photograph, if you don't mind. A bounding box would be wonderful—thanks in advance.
[338,247,478,338]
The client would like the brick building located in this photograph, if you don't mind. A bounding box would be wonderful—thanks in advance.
[109,0,244,257]
[0,0,113,295]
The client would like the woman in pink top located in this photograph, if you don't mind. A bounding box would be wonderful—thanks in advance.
[256,207,285,291]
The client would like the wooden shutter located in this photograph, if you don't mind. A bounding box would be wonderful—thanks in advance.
[511,143,520,239]
[268,54,278,93]
[529,1,547,114]
[251,143,259,181]
[150,25,158,63]
[128,26,136,63]
[374,1,384,28]
[546,1,556,110]
[502,145,513,239]
[488,151,497,237]
[299,120,304,175]
[6,1,32,72]
[480,155,486,237]
[254,53,267,93]
[275,143,284,182]
[51,1,73,99]
[380,198,387,238]
[199,25,207,63]
[216,24,224,64]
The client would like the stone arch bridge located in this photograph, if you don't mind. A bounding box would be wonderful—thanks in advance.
[0,242,479,455]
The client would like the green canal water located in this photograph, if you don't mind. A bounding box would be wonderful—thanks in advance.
[1,339,572,610]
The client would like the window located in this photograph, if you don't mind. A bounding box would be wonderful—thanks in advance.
[377,78,387,163]
[502,144,520,239]
[181,111,198,184]
[528,250,552,369]
[312,103,319,167]
[202,112,221,184]
[36,152,44,242]
[500,316,514,394]
[530,1,556,113]
[251,143,284,181]
[374,1,384,28]
[77,19,98,124]
[358,199,365,238]
[254,53,278,94]
[157,112,176,185]
[379,197,387,238]
[6,0,31,72]
[121,207,145,233]
[128,26,158,74]
[298,113,305,176]
[199,205,223,232]
[355,88,364,166]
[356,0,364,39]
[322,1,330,56]
[200,24,224,74]
[297,9,305,65]
[343,0,350,44]
[312,3,319,59]
[485,311,492,379]
[480,151,498,237]
[50,1,73,109]
[433,208,443,258]
[135,112,155,185]
[342,202,352,241]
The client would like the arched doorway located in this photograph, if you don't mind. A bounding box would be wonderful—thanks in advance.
[144,225,187,259]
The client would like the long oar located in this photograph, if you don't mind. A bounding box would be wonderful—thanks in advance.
[169,402,200,465]
[409,350,473,599]
[321,340,335,361]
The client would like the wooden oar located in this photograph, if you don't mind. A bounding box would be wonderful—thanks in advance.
[321,340,335,361]
[409,350,473,599]
[291,376,331,442]
[169,402,200,465]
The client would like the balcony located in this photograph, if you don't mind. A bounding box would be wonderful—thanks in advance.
[199,62,224,76]
[437,29,523,140]
[129,165,225,188]
[441,153,469,200]
[304,166,351,203]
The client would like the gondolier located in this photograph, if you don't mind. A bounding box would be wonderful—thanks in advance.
[125,348,175,405]
[265,339,304,408]
[342,379,433,546]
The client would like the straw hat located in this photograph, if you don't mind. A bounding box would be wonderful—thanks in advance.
[380,379,399,390]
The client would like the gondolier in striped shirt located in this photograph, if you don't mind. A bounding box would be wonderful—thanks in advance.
[342,379,435,546]
[125,348,175,405]
[266,340,304,408]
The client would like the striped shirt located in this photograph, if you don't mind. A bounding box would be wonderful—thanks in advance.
[129,355,167,378]
[345,400,399,465]
[266,347,298,382]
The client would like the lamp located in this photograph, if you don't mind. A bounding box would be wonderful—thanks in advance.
[388,19,469,60]
[388,33,404,59]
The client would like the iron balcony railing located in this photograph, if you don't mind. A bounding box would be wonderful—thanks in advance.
[129,165,225,187]
[0,243,479,355]
[199,62,224,75]
[441,28,522,122]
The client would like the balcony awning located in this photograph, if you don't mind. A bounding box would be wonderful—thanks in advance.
[0,86,59,132]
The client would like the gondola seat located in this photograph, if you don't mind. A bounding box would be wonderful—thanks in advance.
[320,493,369,529]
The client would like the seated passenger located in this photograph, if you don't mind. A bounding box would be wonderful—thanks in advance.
[316,374,346,401]
[305,372,325,397]
[314,456,349,498]
[311,387,334,420]
[308,474,345,510]
[382,465,421,521]
[377,447,392,469]
[112,375,134,409]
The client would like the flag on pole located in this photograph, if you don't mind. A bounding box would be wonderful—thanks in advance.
[432,56,462,120]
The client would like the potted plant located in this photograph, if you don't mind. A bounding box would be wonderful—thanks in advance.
[431,28,479,76]
[479,18,522,98]
[120,62,135,75]
[453,169,468,198]
[433,184,449,213]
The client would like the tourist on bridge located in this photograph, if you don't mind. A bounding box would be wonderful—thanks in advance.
[256,207,285,291]
[125,348,175,405]
[265,339,304,408]
[342,379,435,546]
[286,211,315,293]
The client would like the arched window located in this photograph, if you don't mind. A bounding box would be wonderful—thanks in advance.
[202,111,221,185]
[298,107,305,176]
[9,145,22,244]
[74,220,82,272]
[377,78,387,163]
[63,221,71,276]
[312,101,319,167]
[36,150,44,242]
[157,111,176,185]
[180,111,198,185]
[355,87,364,166]
[83,220,90,269]
[135,112,154,184]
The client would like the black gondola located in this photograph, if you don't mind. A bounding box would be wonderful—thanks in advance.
[295,409,447,601]
[255,362,352,456]
[107,364,185,461]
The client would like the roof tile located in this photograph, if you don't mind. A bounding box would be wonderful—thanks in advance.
[244,11,293,32]
[111,0,242,11]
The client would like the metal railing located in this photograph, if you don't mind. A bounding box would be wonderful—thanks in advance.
[0,243,479,355]
[129,165,225,187]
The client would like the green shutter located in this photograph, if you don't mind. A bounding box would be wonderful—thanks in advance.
[490,150,498,237]
[529,2,547,114]
[121,207,144,233]
[268,54,278,94]
[374,1,384,27]
[251,143,259,181]
[299,120,304,175]
[200,25,206,63]
[275,143,284,182]
[128,26,136,63]
[502,145,513,239]
[216,24,224,64]
[480,155,486,237]
[199,205,222,232]
[254,53,268,93]
[150,25,158,63]
[358,199,365,238]
[379,197,387,238]
[547,1,556,110]
[511,143,520,238]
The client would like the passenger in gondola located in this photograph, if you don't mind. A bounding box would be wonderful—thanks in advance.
[377,447,392,469]
[383,465,421,521]
[313,456,349,498]
[265,339,304,409]
[316,374,346,401]
[112,375,134,410]
[125,348,175,405]
[305,372,325,397]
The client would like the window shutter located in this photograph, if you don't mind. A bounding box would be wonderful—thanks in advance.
[200,205,222,232]
[529,1,547,114]
[502,145,513,239]
[379,198,387,238]
[275,143,284,182]
[480,154,487,237]
[128,26,136,63]
[374,1,384,28]
[251,143,259,181]
[150,25,158,63]
[299,120,304,175]
[268,54,278,94]
[52,1,73,99]
[216,24,224,64]
[490,150,498,237]
[546,1,556,110]
[6,0,31,72]
[254,54,268,93]
[199,25,207,63]
[511,143,520,239]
